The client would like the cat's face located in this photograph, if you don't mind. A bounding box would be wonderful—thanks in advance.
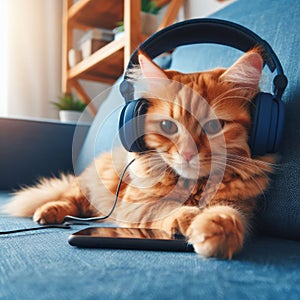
[137,50,263,180]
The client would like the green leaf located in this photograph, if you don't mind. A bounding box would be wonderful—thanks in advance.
[141,0,160,15]
[52,93,86,112]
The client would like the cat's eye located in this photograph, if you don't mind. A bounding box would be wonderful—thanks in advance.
[203,119,225,135]
[160,120,178,135]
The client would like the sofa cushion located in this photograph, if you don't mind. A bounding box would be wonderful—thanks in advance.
[75,84,123,174]
[0,118,89,190]
[0,192,300,299]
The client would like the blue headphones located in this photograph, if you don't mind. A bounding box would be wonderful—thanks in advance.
[118,18,288,156]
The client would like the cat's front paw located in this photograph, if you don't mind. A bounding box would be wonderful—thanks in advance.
[187,206,245,259]
[160,206,201,235]
[33,201,75,224]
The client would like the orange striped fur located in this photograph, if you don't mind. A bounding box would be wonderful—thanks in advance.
[3,49,276,259]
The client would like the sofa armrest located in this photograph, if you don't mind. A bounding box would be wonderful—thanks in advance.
[0,117,89,190]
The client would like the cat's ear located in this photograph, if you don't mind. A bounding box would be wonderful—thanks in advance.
[220,50,263,88]
[138,51,168,79]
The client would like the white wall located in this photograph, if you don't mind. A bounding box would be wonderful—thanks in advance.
[5,0,63,119]
[184,0,236,19]
[0,1,8,116]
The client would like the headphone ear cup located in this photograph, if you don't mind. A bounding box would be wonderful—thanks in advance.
[273,98,285,153]
[119,99,148,152]
[250,92,283,155]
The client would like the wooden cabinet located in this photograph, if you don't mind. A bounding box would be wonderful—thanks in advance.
[62,0,184,115]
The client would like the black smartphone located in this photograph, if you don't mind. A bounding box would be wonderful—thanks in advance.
[68,227,194,252]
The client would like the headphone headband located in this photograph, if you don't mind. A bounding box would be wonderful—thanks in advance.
[120,18,287,101]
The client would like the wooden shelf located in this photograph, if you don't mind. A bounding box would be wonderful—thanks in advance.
[68,37,125,82]
[62,0,184,116]
[68,0,124,29]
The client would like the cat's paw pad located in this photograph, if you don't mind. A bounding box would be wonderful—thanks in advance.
[33,202,71,224]
[187,207,244,259]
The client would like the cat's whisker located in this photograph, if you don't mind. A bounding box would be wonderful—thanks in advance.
[210,87,257,114]
[214,93,251,104]
[211,159,249,179]
[139,156,168,169]
[224,158,271,179]
[138,160,167,169]
[228,164,267,198]
[135,153,163,161]
[212,158,270,199]
[225,155,278,177]
[227,154,280,169]
[225,157,268,170]
[212,95,253,110]
[229,164,267,199]
[211,156,266,180]
[150,164,169,173]
[214,87,245,100]
[165,167,175,178]
[140,149,159,155]
[213,86,255,102]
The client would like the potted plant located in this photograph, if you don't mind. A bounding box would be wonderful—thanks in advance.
[52,93,86,123]
[114,0,161,39]
[141,0,161,36]
[113,21,125,40]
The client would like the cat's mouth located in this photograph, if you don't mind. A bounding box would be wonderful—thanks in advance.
[173,161,201,180]
[156,152,210,180]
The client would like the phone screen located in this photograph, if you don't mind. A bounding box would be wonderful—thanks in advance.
[68,227,194,252]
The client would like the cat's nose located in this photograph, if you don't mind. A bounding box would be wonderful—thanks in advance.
[181,151,196,163]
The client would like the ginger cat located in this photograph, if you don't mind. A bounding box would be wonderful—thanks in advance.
[3,49,276,259]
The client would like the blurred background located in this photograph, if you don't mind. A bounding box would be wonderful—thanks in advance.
[0,0,234,120]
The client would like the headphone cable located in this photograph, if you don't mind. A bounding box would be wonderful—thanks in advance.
[63,158,135,223]
[0,158,135,235]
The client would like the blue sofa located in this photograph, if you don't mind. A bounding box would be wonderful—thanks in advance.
[1,0,300,299]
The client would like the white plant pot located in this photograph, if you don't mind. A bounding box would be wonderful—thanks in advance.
[114,31,124,40]
[141,12,159,36]
[59,110,82,123]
